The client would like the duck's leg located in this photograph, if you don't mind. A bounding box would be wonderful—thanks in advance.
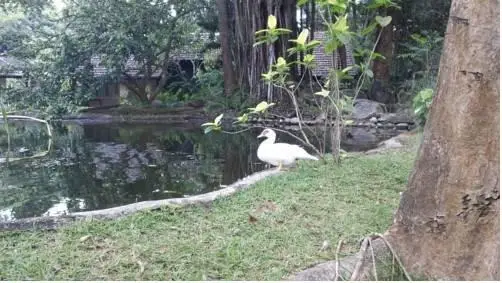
[277,162,283,171]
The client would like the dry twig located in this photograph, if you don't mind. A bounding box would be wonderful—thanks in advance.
[334,238,344,281]
[373,233,412,281]
[350,237,369,280]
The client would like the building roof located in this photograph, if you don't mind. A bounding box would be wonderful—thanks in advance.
[2,32,356,80]
[86,33,217,79]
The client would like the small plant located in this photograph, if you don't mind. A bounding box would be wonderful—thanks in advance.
[202,0,398,164]
[412,88,434,126]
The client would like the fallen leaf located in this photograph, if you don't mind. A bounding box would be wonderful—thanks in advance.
[137,260,145,275]
[320,240,330,251]
[79,235,92,242]
[248,214,258,224]
[52,264,62,274]
[255,200,278,214]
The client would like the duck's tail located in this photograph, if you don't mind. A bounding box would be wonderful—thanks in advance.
[294,146,319,161]
[302,154,319,161]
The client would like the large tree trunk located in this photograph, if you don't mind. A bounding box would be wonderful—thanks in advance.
[217,0,236,96]
[230,0,296,101]
[369,8,398,104]
[385,0,499,280]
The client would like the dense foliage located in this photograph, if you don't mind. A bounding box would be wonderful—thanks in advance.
[0,0,450,123]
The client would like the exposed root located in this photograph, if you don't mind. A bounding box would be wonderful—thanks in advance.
[369,236,378,281]
[290,234,413,281]
[350,237,369,280]
[334,238,344,281]
[372,233,412,281]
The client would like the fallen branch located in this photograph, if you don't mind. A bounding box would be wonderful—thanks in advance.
[334,238,344,281]
[350,237,370,280]
[369,236,378,281]
[373,233,412,281]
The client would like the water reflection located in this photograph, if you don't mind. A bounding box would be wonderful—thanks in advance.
[0,121,401,220]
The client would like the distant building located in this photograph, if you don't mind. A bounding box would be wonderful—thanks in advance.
[1,31,356,107]
[0,56,24,88]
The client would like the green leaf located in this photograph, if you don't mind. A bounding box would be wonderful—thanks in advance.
[371,52,386,60]
[305,40,321,49]
[214,113,224,125]
[204,127,213,134]
[344,119,354,125]
[364,69,374,78]
[252,101,276,113]
[375,16,392,27]
[414,106,424,115]
[201,122,215,127]
[235,113,249,123]
[332,14,349,33]
[303,54,315,63]
[341,66,354,73]
[276,57,287,66]
[267,15,277,29]
[254,29,268,35]
[297,29,309,45]
[315,89,330,97]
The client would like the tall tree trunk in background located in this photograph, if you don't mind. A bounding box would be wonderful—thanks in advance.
[385,0,499,280]
[368,8,398,104]
[217,0,235,96]
[230,0,297,102]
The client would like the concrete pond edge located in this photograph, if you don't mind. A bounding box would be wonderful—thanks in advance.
[0,168,282,232]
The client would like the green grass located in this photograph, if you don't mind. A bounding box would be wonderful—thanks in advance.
[0,136,420,280]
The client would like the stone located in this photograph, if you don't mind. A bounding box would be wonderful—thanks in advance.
[342,128,380,151]
[151,99,163,107]
[369,117,378,123]
[378,112,415,124]
[396,123,409,130]
[351,99,385,120]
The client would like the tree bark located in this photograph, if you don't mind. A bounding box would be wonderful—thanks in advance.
[217,0,235,96]
[369,8,398,104]
[385,0,500,280]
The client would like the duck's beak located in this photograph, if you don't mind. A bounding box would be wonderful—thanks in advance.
[257,133,265,138]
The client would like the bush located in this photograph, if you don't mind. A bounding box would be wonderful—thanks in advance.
[412,88,434,126]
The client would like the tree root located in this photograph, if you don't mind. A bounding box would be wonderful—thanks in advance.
[289,234,412,281]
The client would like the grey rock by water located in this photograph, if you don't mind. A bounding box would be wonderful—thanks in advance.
[342,128,379,151]
[396,123,409,130]
[351,99,385,120]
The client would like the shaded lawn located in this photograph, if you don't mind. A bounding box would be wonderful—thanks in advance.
[0,139,419,280]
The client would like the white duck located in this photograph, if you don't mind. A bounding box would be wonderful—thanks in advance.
[257,128,319,170]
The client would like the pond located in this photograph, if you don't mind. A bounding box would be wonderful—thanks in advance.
[0,120,403,220]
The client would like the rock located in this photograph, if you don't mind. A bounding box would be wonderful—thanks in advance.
[369,117,378,123]
[151,100,163,107]
[342,128,380,151]
[286,117,300,124]
[396,123,409,130]
[367,79,395,104]
[378,112,414,124]
[186,99,204,108]
[351,99,385,120]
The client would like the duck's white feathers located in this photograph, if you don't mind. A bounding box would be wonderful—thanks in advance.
[257,141,319,167]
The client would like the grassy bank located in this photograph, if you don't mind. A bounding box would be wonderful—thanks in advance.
[0,135,420,280]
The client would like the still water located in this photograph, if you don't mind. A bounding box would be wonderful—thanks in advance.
[0,120,401,220]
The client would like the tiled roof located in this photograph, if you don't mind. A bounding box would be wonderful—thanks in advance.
[2,32,356,80]
[86,33,217,78]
